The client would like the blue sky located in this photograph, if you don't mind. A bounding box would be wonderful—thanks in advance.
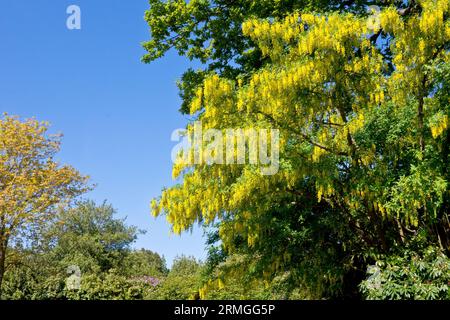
[0,0,206,266]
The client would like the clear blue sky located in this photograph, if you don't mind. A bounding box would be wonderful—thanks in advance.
[0,0,206,266]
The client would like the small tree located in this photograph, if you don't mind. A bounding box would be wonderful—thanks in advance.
[155,256,202,300]
[0,115,89,295]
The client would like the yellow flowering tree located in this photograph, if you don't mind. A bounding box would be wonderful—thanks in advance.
[0,115,90,294]
[147,0,450,298]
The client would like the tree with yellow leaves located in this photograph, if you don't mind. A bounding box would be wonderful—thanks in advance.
[0,115,89,295]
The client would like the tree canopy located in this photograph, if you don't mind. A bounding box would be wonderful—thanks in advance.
[1,0,449,301]
[0,115,90,295]
[146,0,450,299]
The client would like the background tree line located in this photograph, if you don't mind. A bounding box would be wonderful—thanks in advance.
[1,198,206,300]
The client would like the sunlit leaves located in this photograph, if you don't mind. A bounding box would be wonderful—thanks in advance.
[149,0,450,298]
[0,114,90,291]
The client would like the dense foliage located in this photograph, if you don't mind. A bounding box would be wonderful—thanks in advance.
[1,0,449,301]
[146,0,450,299]
[0,115,89,295]
[1,200,206,300]
[2,201,160,299]
[360,245,450,299]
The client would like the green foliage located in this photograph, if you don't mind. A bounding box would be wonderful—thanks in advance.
[2,250,65,300]
[46,201,140,274]
[65,271,159,300]
[146,0,450,300]
[360,245,450,300]
[3,0,450,301]
[143,0,387,113]
[152,256,202,300]
[0,115,90,295]
[123,249,168,278]
[1,201,167,300]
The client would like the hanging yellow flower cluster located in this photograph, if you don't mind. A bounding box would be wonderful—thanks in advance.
[430,113,449,138]
[242,13,303,59]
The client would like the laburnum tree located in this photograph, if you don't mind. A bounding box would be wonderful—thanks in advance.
[145,0,450,298]
[0,115,89,295]
[142,0,379,114]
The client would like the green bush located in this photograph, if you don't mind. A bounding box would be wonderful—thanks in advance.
[360,246,450,300]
